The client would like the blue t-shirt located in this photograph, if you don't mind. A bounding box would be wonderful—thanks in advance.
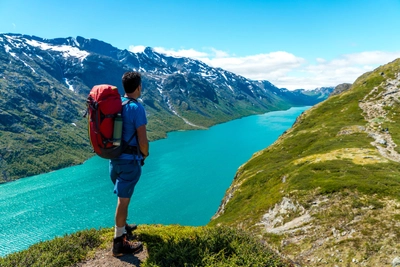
[118,97,147,160]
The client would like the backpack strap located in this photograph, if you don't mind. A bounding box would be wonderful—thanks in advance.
[121,98,141,156]
[122,98,137,106]
[125,130,137,144]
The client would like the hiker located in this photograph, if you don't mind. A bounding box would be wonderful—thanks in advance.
[110,71,149,256]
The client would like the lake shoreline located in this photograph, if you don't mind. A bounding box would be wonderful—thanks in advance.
[1,106,297,185]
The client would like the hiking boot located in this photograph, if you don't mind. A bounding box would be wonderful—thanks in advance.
[112,234,143,257]
[125,223,137,233]
[125,224,138,239]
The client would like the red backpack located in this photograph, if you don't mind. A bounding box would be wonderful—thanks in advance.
[86,84,136,159]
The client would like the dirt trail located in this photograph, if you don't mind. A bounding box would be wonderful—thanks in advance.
[358,72,400,163]
[72,244,148,267]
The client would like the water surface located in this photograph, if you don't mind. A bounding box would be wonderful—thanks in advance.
[0,106,309,256]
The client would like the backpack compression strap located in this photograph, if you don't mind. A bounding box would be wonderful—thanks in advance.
[121,98,141,156]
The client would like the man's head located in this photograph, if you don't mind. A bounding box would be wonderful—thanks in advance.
[122,71,141,94]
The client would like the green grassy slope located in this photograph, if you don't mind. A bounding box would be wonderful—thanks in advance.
[0,226,294,267]
[210,59,400,266]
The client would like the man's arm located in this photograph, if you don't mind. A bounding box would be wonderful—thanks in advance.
[137,124,149,158]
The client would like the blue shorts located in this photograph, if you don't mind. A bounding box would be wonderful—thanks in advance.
[109,159,142,198]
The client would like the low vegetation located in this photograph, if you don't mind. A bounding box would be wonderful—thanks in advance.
[0,229,105,267]
[0,225,294,267]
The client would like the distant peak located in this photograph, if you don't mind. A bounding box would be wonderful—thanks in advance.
[144,46,155,54]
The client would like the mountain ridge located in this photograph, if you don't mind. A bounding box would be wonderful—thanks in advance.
[210,58,400,266]
[0,33,332,182]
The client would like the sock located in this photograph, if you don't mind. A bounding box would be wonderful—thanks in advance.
[114,225,126,238]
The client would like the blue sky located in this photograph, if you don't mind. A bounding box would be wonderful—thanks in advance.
[1,0,400,89]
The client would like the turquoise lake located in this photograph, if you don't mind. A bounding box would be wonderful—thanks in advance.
[0,106,309,257]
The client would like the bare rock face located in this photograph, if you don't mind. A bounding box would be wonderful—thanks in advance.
[393,257,400,267]
[330,83,352,96]
[359,72,400,163]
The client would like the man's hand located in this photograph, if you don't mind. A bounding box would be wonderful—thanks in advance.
[137,125,149,158]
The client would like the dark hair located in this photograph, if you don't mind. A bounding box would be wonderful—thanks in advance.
[122,71,141,93]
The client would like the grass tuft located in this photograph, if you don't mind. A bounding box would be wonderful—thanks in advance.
[0,228,107,267]
[0,225,294,267]
[137,225,293,267]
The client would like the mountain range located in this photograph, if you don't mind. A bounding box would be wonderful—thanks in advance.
[0,33,333,182]
[2,33,399,266]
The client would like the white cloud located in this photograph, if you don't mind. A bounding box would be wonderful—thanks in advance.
[301,51,400,89]
[129,45,209,59]
[154,47,209,58]
[129,44,400,90]
[203,51,306,82]
[209,47,229,58]
[129,45,146,53]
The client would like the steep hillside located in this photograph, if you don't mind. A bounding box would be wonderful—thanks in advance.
[0,33,332,182]
[210,58,400,266]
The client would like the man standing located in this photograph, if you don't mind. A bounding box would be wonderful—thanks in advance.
[110,71,149,256]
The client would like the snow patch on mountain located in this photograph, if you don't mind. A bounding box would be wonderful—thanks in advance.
[5,47,36,73]
[226,83,234,92]
[4,44,11,53]
[64,78,74,91]
[4,35,25,49]
[24,39,89,61]
[166,98,202,128]
[72,38,80,47]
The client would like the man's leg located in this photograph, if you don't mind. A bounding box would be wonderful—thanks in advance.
[112,196,142,256]
[111,159,143,256]
[116,197,130,228]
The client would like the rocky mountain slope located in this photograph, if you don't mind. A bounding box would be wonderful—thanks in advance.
[0,33,332,182]
[210,58,400,266]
